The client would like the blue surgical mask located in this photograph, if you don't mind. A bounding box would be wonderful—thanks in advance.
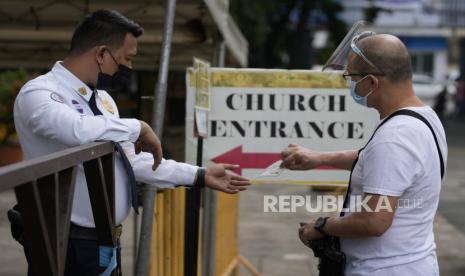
[350,75,373,107]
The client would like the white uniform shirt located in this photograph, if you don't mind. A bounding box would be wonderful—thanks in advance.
[14,61,198,227]
[340,106,447,276]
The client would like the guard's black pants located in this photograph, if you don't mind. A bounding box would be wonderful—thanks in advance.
[27,238,114,276]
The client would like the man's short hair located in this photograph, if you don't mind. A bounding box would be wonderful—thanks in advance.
[69,10,143,55]
[355,36,412,82]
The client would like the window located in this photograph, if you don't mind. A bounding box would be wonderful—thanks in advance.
[411,53,434,77]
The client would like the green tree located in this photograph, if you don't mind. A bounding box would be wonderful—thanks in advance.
[0,70,27,144]
[230,0,347,69]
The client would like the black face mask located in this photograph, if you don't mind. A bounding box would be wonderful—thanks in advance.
[96,50,132,92]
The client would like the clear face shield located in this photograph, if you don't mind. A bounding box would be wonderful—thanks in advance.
[322,21,384,75]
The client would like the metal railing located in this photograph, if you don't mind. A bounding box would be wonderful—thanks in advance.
[0,141,258,276]
[0,141,118,276]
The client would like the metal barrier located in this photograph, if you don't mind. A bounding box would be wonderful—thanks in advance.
[145,188,261,276]
[0,140,261,276]
[0,141,118,276]
[148,188,186,276]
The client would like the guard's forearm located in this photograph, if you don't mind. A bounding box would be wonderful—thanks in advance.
[320,150,358,171]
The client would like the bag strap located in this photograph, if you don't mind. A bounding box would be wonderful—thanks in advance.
[340,108,445,216]
[391,109,445,179]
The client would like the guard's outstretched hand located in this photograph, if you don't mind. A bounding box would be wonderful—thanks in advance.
[205,164,251,194]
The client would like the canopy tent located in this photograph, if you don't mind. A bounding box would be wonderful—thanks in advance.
[0,0,248,70]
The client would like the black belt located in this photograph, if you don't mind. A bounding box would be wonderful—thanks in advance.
[70,223,122,241]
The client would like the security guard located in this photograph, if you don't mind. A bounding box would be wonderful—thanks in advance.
[283,27,447,275]
[13,10,250,276]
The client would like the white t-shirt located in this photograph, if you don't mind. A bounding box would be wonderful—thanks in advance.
[340,106,447,276]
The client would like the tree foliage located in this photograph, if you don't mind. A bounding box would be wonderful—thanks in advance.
[230,0,347,69]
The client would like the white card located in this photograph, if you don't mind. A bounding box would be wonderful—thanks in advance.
[258,160,285,177]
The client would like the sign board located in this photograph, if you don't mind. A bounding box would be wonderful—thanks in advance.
[192,58,211,137]
[185,68,379,187]
[193,58,211,111]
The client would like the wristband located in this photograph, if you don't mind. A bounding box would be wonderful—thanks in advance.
[194,168,206,188]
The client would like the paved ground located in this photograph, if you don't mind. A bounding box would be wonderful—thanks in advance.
[0,118,464,275]
[0,190,139,276]
[238,117,465,276]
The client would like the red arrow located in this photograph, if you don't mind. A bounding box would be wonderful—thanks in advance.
[211,146,336,175]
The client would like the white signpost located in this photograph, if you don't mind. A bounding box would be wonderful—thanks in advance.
[185,68,379,187]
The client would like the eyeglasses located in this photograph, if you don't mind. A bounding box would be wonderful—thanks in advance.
[350,32,385,75]
[342,71,384,84]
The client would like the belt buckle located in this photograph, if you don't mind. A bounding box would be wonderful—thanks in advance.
[113,225,123,239]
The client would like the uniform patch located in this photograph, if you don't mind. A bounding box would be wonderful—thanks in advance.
[71,99,84,114]
[50,92,64,103]
[102,99,114,114]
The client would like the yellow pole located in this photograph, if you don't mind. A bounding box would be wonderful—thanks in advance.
[164,190,172,276]
[176,188,186,275]
[157,192,165,276]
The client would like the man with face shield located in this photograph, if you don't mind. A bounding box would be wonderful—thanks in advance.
[13,10,250,275]
[281,22,447,275]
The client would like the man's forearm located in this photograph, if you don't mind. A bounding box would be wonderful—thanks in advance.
[324,215,382,239]
[320,150,358,171]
